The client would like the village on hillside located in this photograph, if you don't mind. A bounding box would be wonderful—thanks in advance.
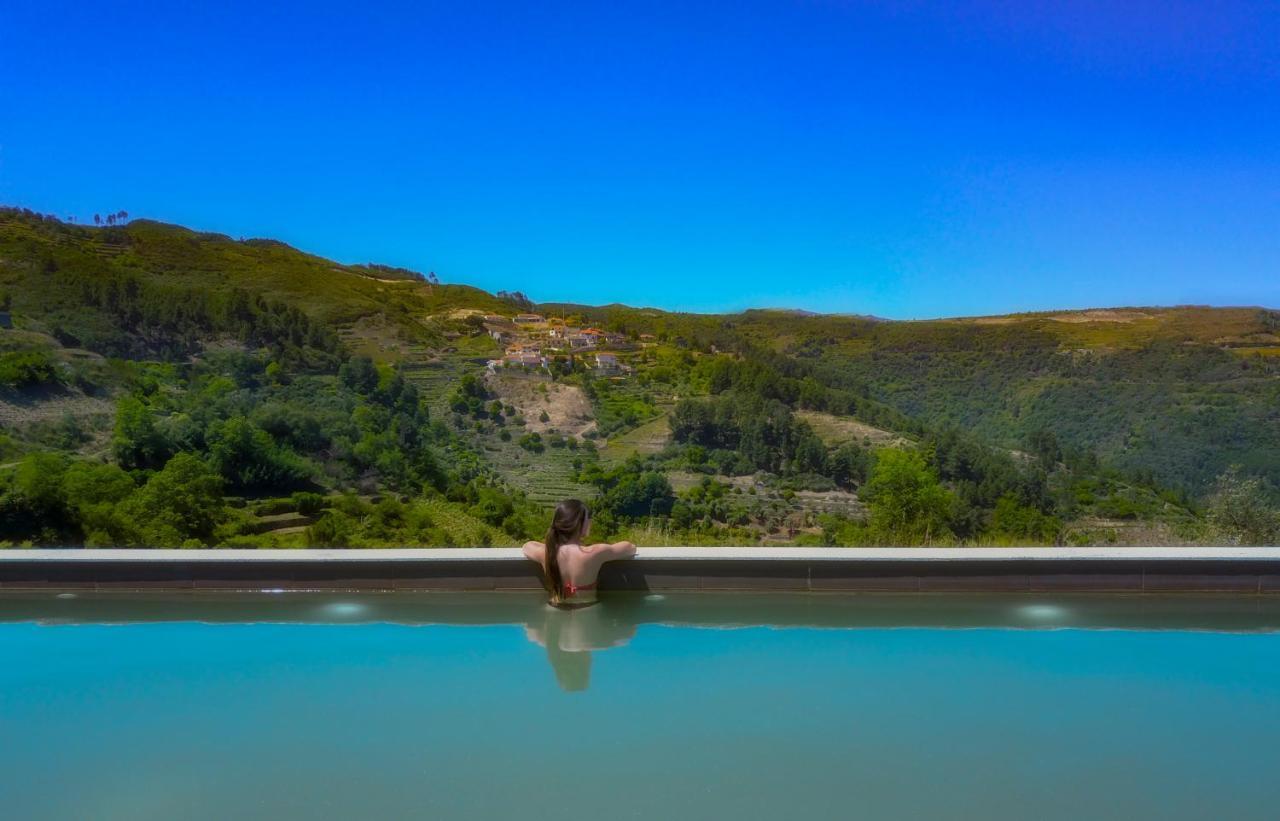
[476,311,657,376]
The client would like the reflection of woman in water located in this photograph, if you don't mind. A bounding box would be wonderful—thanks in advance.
[522,499,636,607]
[524,602,639,691]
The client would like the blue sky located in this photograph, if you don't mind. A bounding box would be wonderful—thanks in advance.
[2,1,1277,318]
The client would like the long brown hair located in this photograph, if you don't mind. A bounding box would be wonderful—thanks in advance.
[542,499,588,602]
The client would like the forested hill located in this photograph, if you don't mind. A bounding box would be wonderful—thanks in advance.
[2,206,1278,548]
[539,303,1280,494]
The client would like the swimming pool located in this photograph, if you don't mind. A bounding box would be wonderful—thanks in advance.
[2,591,1278,820]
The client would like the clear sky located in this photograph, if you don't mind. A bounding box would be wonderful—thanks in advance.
[2,1,1277,318]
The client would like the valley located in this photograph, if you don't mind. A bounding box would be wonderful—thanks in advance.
[2,207,1278,548]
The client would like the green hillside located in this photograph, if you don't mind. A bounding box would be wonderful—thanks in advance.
[2,207,1277,547]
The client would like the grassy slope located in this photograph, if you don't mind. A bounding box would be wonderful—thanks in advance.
[794,410,910,449]
[0,213,512,352]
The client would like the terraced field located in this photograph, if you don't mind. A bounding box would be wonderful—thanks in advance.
[475,431,596,506]
[664,470,864,534]
[338,318,498,416]
[0,389,114,432]
[599,412,672,465]
[416,496,519,546]
[405,357,474,417]
[791,489,864,517]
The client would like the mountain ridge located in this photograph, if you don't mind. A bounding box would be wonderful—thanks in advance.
[20,209,1276,322]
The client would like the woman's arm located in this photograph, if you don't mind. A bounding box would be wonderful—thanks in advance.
[589,540,636,561]
[522,541,545,564]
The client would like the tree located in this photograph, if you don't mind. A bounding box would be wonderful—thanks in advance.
[120,453,226,544]
[1207,467,1280,546]
[469,487,515,527]
[112,397,170,469]
[497,290,533,311]
[601,471,675,519]
[12,453,70,521]
[206,416,309,491]
[829,442,871,488]
[63,461,141,546]
[0,453,73,542]
[339,355,379,394]
[1027,428,1063,468]
[61,461,136,506]
[861,449,955,545]
[791,432,828,474]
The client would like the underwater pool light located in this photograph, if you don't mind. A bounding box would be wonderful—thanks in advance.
[1017,603,1069,622]
[322,602,368,619]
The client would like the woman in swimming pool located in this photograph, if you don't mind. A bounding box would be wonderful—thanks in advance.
[523,499,636,607]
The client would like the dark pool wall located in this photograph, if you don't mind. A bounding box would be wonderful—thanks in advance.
[2,551,1279,593]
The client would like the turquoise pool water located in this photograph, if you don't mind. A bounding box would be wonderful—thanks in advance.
[2,591,1279,820]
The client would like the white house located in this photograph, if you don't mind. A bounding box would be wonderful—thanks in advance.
[595,353,622,373]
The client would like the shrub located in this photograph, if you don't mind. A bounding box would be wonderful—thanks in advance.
[291,491,326,516]
[0,350,59,388]
[990,495,1061,543]
[305,511,355,547]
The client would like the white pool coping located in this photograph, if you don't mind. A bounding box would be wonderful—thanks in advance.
[2,546,1278,562]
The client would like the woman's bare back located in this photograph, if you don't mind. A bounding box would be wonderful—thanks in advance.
[522,539,636,599]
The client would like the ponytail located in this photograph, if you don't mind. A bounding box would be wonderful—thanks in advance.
[542,499,588,604]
